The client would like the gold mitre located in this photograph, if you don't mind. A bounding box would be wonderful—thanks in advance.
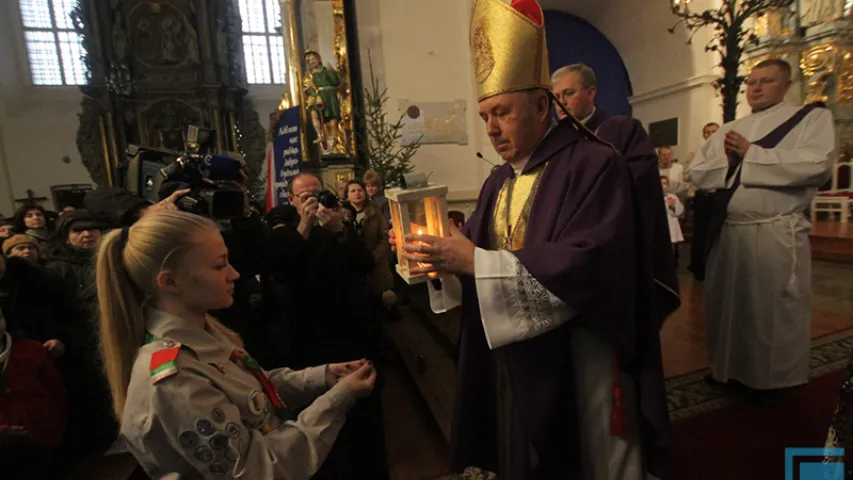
[470,0,550,101]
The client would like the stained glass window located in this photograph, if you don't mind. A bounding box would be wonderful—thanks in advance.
[19,0,87,86]
[238,0,287,84]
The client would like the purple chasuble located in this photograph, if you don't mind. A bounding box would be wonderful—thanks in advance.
[586,108,682,324]
[452,118,672,479]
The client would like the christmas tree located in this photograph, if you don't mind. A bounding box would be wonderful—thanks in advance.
[357,53,421,188]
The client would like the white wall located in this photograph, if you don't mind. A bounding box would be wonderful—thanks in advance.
[0,2,89,216]
[355,0,489,200]
[0,2,286,216]
[555,0,725,163]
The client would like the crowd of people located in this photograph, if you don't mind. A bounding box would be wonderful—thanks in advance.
[0,167,396,478]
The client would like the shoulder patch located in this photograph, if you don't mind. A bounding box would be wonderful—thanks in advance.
[150,341,182,384]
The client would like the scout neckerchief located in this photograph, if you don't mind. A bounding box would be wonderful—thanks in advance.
[229,350,288,420]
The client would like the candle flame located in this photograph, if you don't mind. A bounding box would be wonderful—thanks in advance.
[417,229,423,235]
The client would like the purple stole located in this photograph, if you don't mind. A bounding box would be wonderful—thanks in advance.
[706,102,826,255]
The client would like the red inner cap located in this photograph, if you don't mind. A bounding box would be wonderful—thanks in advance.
[510,0,543,25]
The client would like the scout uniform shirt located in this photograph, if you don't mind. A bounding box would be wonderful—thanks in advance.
[121,308,356,479]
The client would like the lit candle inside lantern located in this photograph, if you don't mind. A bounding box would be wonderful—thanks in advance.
[414,228,431,269]
[414,227,439,279]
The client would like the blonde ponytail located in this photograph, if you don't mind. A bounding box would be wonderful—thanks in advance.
[96,228,147,419]
[95,211,218,419]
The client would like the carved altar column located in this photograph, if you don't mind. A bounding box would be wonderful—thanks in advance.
[800,19,853,152]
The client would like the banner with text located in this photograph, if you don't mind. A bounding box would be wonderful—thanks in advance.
[268,106,302,208]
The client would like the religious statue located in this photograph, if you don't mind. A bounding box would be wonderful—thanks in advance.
[801,0,848,26]
[303,51,343,154]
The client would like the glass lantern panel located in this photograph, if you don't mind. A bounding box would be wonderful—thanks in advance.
[406,198,429,236]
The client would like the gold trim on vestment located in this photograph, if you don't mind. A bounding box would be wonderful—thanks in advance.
[492,164,547,251]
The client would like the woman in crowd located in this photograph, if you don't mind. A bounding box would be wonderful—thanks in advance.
[96,210,376,479]
[13,204,51,244]
[46,209,118,466]
[0,218,14,242]
[47,210,101,308]
[2,234,41,263]
[362,169,390,226]
[345,180,395,310]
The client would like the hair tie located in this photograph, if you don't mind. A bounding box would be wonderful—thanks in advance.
[119,226,131,250]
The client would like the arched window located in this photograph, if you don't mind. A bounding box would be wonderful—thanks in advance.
[18,0,87,86]
[237,0,287,84]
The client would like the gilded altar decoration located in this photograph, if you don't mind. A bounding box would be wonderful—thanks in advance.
[800,0,850,27]
[839,49,853,103]
[331,0,355,157]
[800,43,850,104]
[753,7,793,38]
[73,0,266,188]
[469,0,550,101]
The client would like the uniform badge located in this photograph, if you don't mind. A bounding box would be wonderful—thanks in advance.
[209,461,228,477]
[224,447,239,463]
[150,342,181,384]
[209,434,229,450]
[211,408,226,423]
[179,431,200,449]
[225,422,241,438]
[208,362,226,374]
[196,419,216,436]
[193,445,215,463]
[247,389,265,415]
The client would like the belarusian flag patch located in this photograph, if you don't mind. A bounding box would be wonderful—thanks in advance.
[150,345,181,384]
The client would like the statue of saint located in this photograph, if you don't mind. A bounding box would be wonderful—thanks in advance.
[303,51,342,153]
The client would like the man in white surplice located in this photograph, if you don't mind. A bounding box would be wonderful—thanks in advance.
[687,58,836,401]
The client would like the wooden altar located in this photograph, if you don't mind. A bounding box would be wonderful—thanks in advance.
[72,0,267,189]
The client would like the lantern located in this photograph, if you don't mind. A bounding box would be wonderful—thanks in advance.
[386,181,450,285]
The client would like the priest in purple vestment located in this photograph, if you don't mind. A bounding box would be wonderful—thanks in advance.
[551,63,681,325]
[393,0,672,478]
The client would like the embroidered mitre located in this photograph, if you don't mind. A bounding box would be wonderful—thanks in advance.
[469,0,550,101]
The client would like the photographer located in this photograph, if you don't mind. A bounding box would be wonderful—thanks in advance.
[267,173,389,479]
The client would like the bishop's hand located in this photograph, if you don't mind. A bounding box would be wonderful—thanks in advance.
[402,223,475,276]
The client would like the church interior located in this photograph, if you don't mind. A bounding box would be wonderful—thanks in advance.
[0,0,852,479]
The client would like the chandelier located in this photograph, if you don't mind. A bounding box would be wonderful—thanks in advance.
[672,0,693,12]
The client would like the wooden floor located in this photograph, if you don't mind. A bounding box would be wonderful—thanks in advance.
[811,221,853,263]
[661,277,853,379]
[811,220,853,239]
[382,357,451,480]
